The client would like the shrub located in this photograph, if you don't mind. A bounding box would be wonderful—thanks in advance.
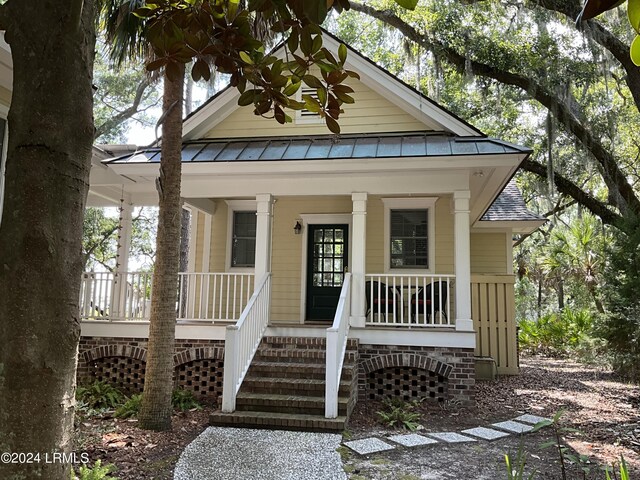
[73,460,118,480]
[76,381,125,411]
[518,308,596,358]
[114,394,142,419]
[172,388,202,411]
[376,398,421,431]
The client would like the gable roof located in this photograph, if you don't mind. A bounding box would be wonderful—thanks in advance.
[481,180,544,222]
[180,28,483,141]
[107,132,529,165]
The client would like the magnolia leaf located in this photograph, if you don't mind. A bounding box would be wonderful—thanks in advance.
[630,34,640,66]
[302,95,322,113]
[238,89,261,106]
[630,0,640,33]
[305,0,329,24]
[338,43,347,65]
[393,0,418,10]
[326,115,341,134]
[239,51,253,64]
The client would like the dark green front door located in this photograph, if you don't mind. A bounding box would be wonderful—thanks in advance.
[306,224,349,321]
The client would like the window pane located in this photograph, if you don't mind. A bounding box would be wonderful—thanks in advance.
[389,209,428,269]
[232,211,257,267]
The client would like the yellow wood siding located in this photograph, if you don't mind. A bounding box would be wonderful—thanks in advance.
[205,77,437,138]
[471,232,508,274]
[365,196,453,274]
[194,211,205,270]
[271,196,352,323]
[210,202,227,272]
[471,274,518,375]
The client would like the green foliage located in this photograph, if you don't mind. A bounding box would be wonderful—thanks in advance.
[518,308,596,358]
[73,460,118,480]
[114,393,143,419]
[598,217,640,380]
[376,397,421,431]
[504,444,536,480]
[114,389,200,418]
[171,388,202,411]
[76,381,125,411]
[604,456,630,480]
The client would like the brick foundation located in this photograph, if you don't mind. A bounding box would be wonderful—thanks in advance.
[77,337,225,401]
[77,337,475,407]
[357,345,475,405]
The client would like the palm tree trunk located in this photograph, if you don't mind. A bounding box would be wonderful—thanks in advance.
[138,66,184,431]
[0,1,95,478]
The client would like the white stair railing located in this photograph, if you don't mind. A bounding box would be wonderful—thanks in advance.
[325,273,351,419]
[221,273,272,413]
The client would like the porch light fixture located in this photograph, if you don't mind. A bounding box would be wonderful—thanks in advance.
[473,170,485,177]
[294,221,302,235]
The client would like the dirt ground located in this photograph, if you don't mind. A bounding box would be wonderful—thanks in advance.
[76,355,640,479]
[345,356,640,479]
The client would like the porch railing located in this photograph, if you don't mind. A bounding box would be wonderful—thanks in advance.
[221,272,271,412]
[79,271,254,322]
[325,273,351,419]
[365,274,455,327]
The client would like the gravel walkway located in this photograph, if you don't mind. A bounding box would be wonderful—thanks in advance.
[173,427,346,480]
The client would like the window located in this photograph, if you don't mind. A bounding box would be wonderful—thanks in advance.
[231,211,256,268]
[383,198,436,272]
[390,209,428,268]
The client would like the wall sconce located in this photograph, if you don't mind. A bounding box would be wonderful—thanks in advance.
[294,221,302,235]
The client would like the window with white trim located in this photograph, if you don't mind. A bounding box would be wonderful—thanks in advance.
[231,211,256,268]
[383,198,437,272]
[390,209,428,268]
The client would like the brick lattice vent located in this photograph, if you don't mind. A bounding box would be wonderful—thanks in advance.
[84,357,146,395]
[367,367,447,402]
[175,359,224,400]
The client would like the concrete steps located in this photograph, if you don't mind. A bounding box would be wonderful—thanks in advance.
[210,336,358,431]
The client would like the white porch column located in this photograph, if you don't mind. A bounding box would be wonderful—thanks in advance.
[113,201,133,318]
[350,192,367,328]
[254,194,274,281]
[454,191,474,332]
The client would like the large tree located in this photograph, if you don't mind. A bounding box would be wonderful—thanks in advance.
[347,0,640,232]
[0,1,96,479]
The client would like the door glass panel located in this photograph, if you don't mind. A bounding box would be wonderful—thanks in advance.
[311,226,347,287]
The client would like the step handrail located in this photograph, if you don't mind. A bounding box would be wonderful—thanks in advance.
[325,273,352,419]
[221,272,272,412]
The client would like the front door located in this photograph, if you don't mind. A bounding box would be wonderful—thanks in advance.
[306,224,349,321]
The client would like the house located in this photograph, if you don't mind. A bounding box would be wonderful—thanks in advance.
[77,30,544,430]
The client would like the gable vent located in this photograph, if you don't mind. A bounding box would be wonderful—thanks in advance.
[296,88,324,124]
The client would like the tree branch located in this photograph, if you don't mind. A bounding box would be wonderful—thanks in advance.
[94,77,152,140]
[520,158,622,226]
[349,1,640,218]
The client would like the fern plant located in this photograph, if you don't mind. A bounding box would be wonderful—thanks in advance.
[376,398,421,431]
[114,394,142,419]
[76,381,125,410]
[172,388,202,411]
[73,460,118,480]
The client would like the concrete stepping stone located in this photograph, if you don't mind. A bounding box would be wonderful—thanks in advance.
[427,432,476,443]
[492,420,534,434]
[387,433,439,447]
[461,427,510,441]
[514,414,551,425]
[344,438,395,455]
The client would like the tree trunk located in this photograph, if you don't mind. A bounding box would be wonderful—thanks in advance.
[557,277,564,310]
[138,68,185,431]
[0,1,95,479]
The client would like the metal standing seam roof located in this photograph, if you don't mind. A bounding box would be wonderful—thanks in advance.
[481,180,544,222]
[105,133,531,164]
